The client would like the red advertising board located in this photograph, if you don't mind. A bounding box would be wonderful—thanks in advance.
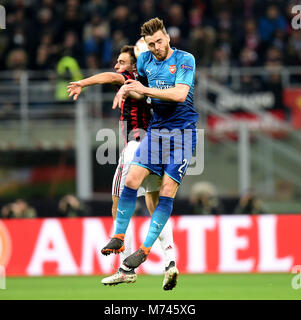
[0,215,300,276]
[207,110,287,141]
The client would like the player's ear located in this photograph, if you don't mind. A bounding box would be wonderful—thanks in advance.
[166,33,170,43]
[132,63,137,72]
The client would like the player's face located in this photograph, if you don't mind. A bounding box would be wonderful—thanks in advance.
[144,30,170,61]
[114,53,136,73]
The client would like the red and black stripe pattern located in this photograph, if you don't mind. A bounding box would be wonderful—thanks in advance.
[120,71,151,143]
[113,147,125,197]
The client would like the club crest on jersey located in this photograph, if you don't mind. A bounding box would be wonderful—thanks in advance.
[169,65,177,74]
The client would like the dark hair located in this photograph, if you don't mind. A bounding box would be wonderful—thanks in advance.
[141,17,167,37]
[120,45,136,64]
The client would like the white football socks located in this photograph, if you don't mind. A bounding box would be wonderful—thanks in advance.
[158,219,176,268]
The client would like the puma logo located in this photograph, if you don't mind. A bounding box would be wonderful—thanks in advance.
[117,208,126,215]
[153,221,162,229]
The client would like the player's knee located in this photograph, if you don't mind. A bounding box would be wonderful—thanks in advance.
[125,173,140,189]
[159,177,179,198]
[159,183,175,198]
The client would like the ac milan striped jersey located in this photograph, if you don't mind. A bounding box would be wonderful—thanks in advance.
[119,70,152,143]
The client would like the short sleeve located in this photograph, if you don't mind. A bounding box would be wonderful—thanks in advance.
[137,53,146,77]
[121,70,134,81]
[175,53,195,88]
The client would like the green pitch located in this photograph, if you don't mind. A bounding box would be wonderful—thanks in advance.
[0,274,300,300]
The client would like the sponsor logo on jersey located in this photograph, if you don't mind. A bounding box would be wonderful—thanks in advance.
[169,65,177,74]
[181,64,193,70]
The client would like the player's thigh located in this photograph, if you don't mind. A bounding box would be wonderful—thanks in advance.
[112,140,139,197]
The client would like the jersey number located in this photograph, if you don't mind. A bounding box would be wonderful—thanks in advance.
[178,159,188,179]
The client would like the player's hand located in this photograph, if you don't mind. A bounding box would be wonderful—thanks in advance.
[124,79,146,95]
[112,91,126,110]
[67,81,82,101]
[112,85,129,109]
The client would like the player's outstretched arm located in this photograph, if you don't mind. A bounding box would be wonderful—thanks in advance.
[67,72,125,101]
[125,79,189,103]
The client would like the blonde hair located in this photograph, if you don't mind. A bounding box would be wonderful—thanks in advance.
[141,17,167,37]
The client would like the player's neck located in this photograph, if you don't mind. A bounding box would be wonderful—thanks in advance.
[165,48,174,61]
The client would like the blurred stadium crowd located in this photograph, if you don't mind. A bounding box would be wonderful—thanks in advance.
[0,0,301,72]
[0,186,267,218]
[1,0,300,218]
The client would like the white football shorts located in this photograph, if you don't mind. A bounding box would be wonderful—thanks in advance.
[112,140,162,197]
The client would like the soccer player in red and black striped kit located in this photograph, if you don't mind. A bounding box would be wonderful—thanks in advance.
[67,45,178,290]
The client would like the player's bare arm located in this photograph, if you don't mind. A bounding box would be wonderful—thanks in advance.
[68,47,138,101]
[125,79,190,103]
[67,73,125,101]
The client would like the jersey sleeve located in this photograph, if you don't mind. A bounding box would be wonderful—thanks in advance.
[137,53,146,77]
[137,74,148,86]
[175,53,195,88]
[121,70,134,81]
